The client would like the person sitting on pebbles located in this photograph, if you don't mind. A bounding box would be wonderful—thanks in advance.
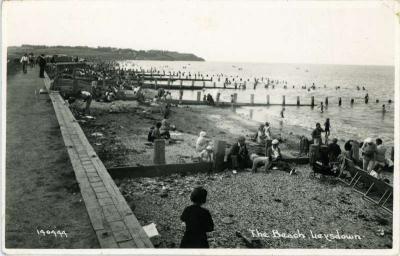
[227,135,251,170]
[199,145,213,162]
[196,131,210,153]
[250,153,269,173]
[265,139,296,175]
[160,119,171,140]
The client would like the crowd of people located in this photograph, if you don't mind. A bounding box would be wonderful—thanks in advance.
[309,120,393,181]
[19,53,47,78]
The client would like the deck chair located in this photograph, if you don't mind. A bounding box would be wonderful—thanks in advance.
[339,157,393,214]
[337,157,361,186]
[352,170,393,214]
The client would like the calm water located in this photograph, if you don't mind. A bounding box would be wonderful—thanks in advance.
[119,60,395,146]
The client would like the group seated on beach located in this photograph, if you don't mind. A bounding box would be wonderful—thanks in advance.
[233,121,393,184]
[225,135,297,175]
[148,119,174,143]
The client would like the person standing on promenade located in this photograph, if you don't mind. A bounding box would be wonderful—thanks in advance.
[37,54,47,78]
[20,53,29,74]
[311,123,324,145]
[28,52,35,67]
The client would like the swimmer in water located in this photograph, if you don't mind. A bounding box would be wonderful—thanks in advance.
[382,104,386,113]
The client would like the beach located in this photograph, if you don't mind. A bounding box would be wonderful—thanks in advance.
[75,98,393,249]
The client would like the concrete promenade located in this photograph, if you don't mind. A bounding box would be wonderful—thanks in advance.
[43,73,153,248]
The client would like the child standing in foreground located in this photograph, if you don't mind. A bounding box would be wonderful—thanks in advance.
[180,187,214,248]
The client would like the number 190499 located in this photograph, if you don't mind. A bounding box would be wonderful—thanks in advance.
[36,229,68,238]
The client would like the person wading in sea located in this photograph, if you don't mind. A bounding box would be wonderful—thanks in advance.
[280,107,285,118]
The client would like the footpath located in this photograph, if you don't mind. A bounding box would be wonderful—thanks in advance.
[5,67,99,248]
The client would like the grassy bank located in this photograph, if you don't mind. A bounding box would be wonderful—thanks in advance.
[8,45,205,61]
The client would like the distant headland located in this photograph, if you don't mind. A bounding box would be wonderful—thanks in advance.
[7,45,205,61]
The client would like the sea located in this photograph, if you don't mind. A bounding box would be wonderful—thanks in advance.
[119,60,395,147]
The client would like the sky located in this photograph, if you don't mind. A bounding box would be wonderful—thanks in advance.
[3,0,399,65]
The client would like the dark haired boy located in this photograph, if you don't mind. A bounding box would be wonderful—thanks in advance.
[180,187,214,248]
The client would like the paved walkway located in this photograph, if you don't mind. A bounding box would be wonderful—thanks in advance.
[43,73,153,248]
[5,67,98,248]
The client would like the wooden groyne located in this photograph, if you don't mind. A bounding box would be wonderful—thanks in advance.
[126,92,316,107]
[159,99,312,107]
[140,83,236,90]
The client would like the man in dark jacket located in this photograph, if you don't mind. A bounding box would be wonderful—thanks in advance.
[227,135,250,169]
[327,138,341,162]
[38,54,47,78]
[311,122,324,145]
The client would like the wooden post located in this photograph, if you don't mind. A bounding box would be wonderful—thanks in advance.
[197,91,201,102]
[297,96,300,106]
[250,94,254,105]
[234,93,238,103]
[266,95,270,105]
[249,109,254,119]
[216,92,221,104]
[311,96,315,108]
[180,79,183,88]
[338,97,342,106]
[213,140,226,171]
[213,82,216,88]
[325,97,328,105]
[282,95,286,106]
[154,78,158,89]
[203,80,206,88]
[153,139,166,165]
[191,80,195,89]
